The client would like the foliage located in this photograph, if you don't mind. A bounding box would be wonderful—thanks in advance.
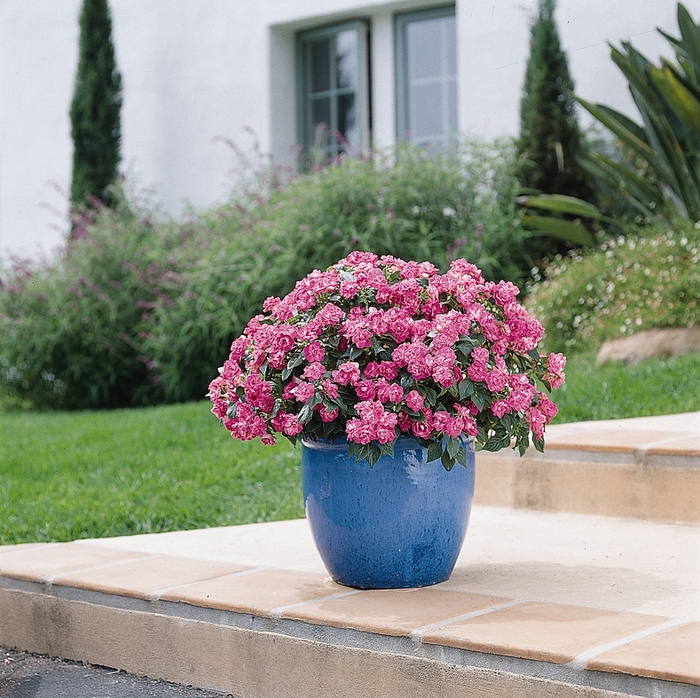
[578,3,700,220]
[0,142,530,410]
[516,0,594,202]
[70,0,122,211]
[143,141,532,405]
[0,401,303,545]
[526,217,700,353]
[209,252,566,469]
[0,194,189,409]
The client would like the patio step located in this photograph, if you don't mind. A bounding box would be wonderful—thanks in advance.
[475,412,700,523]
[1,507,698,697]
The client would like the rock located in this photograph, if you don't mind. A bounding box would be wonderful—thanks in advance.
[596,326,700,365]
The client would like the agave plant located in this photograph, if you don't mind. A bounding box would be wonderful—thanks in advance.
[578,3,700,221]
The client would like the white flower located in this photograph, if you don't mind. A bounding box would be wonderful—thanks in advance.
[442,206,456,218]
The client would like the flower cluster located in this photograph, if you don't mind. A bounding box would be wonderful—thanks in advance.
[209,253,565,469]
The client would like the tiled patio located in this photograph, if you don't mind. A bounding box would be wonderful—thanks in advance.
[1,412,699,697]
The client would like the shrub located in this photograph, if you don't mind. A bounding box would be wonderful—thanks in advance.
[145,141,531,403]
[0,195,193,409]
[1,141,529,409]
[526,217,700,353]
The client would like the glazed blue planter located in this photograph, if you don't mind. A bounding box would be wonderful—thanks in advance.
[301,435,475,589]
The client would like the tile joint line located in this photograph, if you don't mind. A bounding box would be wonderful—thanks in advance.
[45,554,162,585]
[149,566,270,601]
[270,589,363,619]
[566,618,691,671]
[411,598,528,643]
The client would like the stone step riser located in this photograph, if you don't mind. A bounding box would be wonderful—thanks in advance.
[2,582,695,698]
[475,454,700,523]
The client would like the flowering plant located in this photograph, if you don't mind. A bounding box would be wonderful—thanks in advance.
[209,253,565,470]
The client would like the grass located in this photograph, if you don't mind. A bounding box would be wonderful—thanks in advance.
[0,401,303,546]
[2,351,699,545]
[552,351,700,423]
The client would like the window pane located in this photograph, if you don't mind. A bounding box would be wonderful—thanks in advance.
[300,22,367,158]
[310,97,331,144]
[337,92,357,147]
[335,30,357,90]
[447,77,457,132]
[411,83,443,140]
[397,9,457,148]
[310,39,330,93]
[407,18,443,80]
[445,18,457,75]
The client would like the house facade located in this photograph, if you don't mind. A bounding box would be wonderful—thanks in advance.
[0,0,686,260]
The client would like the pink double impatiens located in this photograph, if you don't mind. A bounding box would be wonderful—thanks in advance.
[209,252,565,468]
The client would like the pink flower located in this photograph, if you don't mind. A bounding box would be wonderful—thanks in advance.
[321,379,339,399]
[303,362,326,381]
[355,379,376,400]
[405,390,424,412]
[377,361,398,381]
[318,405,339,422]
[433,411,462,438]
[491,399,510,418]
[304,341,325,363]
[537,392,559,419]
[397,411,412,432]
[411,417,433,439]
[332,361,361,386]
[290,381,315,403]
[528,407,547,440]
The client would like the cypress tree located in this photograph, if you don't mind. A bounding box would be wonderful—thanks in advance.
[516,0,593,201]
[69,0,122,214]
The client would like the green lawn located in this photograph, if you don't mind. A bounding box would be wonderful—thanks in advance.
[552,351,700,423]
[2,351,699,545]
[0,402,304,545]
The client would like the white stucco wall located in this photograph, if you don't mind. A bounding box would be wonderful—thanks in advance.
[0,0,694,262]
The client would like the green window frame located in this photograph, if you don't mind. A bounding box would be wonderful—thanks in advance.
[395,6,457,149]
[297,21,370,161]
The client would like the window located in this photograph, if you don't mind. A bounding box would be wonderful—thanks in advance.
[395,7,457,149]
[298,22,370,160]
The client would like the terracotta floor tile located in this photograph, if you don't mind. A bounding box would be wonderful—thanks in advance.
[545,430,671,454]
[159,568,346,615]
[588,621,700,686]
[0,542,149,583]
[281,587,511,636]
[421,601,669,664]
[52,555,249,599]
[646,436,700,457]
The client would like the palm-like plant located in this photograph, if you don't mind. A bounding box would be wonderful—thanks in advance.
[578,3,700,220]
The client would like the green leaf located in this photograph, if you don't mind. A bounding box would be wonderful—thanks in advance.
[456,341,475,357]
[427,441,443,463]
[458,379,475,400]
[533,434,545,453]
[517,194,603,220]
[366,444,381,467]
[226,402,237,419]
[472,390,486,411]
[520,214,596,247]
[441,449,454,471]
[297,404,313,424]
[422,386,438,406]
[348,345,363,360]
[378,440,395,459]
[447,436,461,460]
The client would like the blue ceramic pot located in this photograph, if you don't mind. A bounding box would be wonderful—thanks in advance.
[301,435,475,589]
